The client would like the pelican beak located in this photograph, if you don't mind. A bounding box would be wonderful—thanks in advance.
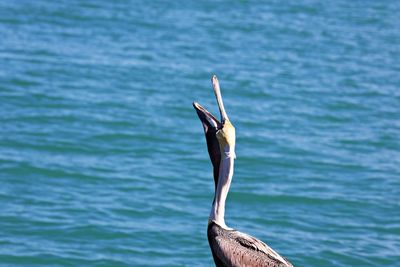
[193,101,221,189]
[193,102,221,132]
[193,75,236,184]
[193,75,230,131]
[211,75,236,150]
[211,75,230,125]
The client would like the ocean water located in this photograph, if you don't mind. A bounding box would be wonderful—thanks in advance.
[1,0,399,266]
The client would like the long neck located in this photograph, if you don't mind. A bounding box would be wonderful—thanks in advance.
[209,145,235,228]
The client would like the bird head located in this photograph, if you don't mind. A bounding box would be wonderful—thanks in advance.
[193,75,236,187]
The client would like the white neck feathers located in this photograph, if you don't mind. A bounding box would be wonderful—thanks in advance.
[209,146,235,229]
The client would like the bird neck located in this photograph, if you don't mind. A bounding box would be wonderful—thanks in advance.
[209,145,235,229]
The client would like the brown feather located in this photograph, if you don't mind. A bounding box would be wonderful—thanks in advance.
[208,222,293,267]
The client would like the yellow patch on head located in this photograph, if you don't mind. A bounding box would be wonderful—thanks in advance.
[216,120,236,148]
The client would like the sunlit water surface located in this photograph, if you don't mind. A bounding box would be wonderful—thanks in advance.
[1,1,399,266]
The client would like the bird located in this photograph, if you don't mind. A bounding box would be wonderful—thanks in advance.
[193,75,293,267]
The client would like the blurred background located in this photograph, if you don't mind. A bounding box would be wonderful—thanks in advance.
[0,0,399,266]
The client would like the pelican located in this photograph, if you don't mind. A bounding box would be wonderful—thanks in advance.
[193,75,293,267]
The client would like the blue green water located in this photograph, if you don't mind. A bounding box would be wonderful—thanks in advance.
[1,1,399,266]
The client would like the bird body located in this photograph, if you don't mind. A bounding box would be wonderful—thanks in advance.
[193,75,293,267]
[208,222,291,267]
